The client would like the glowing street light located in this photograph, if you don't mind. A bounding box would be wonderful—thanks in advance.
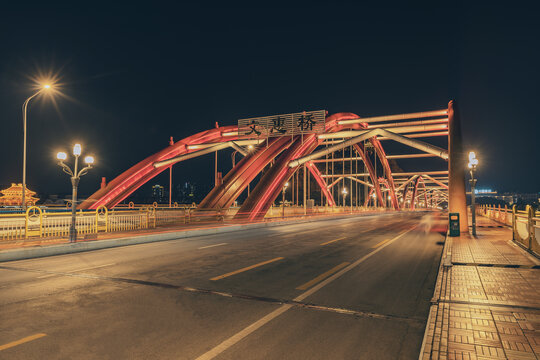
[341,187,348,207]
[468,151,479,236]
[21,83,53,209]
[56,144,95,242]
[282,182,290,218]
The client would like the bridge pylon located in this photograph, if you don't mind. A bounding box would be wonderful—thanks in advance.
[447,100,469,233]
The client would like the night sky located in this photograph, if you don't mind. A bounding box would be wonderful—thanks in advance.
[1,4,538,201]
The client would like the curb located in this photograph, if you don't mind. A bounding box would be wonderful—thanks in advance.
[0,212,388,263]
[418,230,450,360]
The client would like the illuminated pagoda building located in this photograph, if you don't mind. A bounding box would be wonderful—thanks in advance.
[0,183,39,206]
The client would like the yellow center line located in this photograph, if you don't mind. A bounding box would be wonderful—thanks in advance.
[296,262,350,290]
[320,236,347,246]
[0,333,47,351]
[372,238,392,248]
[210,257,284,281]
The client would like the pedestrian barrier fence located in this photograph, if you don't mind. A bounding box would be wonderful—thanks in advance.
[478,204,539,257]
[0,204,380,242]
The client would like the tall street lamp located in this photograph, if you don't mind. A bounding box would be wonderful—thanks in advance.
[468,151,479,236]
[21,84,52,209]
[282,182,289,218]
[57,144,95,242]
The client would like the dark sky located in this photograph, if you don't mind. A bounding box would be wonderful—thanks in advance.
[1,3,538,199]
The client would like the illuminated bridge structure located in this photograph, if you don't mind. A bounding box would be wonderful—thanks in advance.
[80,101,468,231]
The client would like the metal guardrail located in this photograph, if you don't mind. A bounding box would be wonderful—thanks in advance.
[0,204,383,242]
[478,204,539,257]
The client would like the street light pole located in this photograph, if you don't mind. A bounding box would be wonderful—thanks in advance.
[282,182,289,218]
[57,144,95,243]
[21,85,51,210]
[468,152,479,236]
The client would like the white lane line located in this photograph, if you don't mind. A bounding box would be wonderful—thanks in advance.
[36,263,116,279]
[194,226,416,360]
[195,304,293,360]
[198,243,228,250]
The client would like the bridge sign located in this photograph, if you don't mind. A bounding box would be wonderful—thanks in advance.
[238,110,326,137]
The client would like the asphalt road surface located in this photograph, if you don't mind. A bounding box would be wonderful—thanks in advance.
[0,212,446,359]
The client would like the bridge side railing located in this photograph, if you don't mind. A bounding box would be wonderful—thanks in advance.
[0,204,390,242]
[477,204,539,257]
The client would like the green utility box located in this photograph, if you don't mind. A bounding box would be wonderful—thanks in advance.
[449,213,460,237]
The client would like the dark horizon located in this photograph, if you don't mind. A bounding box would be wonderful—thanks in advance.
[1,4,538,199]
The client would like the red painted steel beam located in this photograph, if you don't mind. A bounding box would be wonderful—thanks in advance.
[370,137,399,210]
[237,113,366,220]
[79,125,239,209]
[353,143,385,209]
[306,161,336,206]
[198,136,292,209]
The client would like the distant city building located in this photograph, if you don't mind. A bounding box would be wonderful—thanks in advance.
[177,182,196,204]
[0,183,39,206]
[475,190,539,205]
[152,184,165,203]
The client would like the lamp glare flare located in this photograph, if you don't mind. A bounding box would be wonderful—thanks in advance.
[468,151,479,169]
[84,156,95,165]
[56,152,67,161]
[73,143,82,156]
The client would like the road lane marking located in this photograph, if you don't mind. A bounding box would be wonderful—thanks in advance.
[210,257,284,281]
[320,237,347,246]
[372,238,392,248]
[198,243,228,250]
[296,262,350,290]
[195,304,293,360]
[294,228,414,302]
[196,226,416,359]
[0,333,47,351]
[37,263,116,279]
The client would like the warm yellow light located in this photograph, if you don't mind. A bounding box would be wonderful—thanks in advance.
[468,151,476,162]
[248,145,254,150]
[84,156,95,165]
[342,188,348,194]
[56,152,67,161]
[73,143,82,156]
[284,182,289,188]
[43,84,51,89]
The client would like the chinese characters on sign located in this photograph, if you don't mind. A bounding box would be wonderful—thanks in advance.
[238,110,326,138]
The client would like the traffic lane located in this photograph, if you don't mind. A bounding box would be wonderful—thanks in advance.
[0,281,283,360]
[0,214,419,308]
[214,307,424,360]
[89,215,417,298]
[299,225,443,318]
[0,213,399,292]
[194,221,413,300]
[0,213,389,276]
[0,214,419,307]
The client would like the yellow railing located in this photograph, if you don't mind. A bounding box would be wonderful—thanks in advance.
[478,204,539,257]
[0,204,391,242]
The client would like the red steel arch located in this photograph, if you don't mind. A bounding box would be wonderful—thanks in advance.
[80,112,402,218]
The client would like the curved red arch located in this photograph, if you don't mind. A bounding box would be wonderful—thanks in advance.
[236,113,366,220]
[80,112,400,219]
[80,125,239,209]
[198,136,292,209]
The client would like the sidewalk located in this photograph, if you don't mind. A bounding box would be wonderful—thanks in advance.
[421,217,540,360]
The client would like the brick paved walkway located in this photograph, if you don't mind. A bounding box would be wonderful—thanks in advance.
[421,217,540,360]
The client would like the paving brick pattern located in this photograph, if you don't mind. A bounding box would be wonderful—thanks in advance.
[421,217,540,360]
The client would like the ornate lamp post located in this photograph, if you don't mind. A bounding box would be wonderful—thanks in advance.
[282,182,289,218]
[468,151,479,236]
[21,84,52,209]
[56,144,95,242]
